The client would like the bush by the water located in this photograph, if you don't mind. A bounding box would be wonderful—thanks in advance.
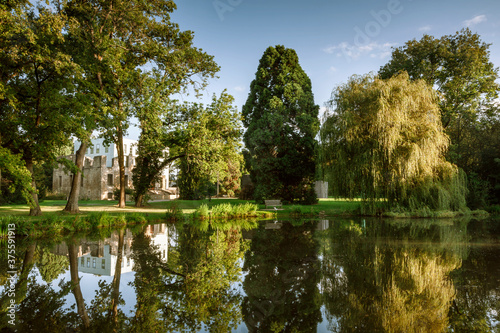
[194,202,259,219]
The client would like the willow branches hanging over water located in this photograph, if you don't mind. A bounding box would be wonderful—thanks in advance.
[319,72,467,212]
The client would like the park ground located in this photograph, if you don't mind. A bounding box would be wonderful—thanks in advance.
[0,198,362,221]
[1,197,493,221]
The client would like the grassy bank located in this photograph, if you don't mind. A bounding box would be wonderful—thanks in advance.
[0,198,359,238]
[0,198,492,239]
[0,211,151,239]
[0,198,363,219]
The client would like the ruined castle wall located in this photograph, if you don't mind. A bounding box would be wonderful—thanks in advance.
[52,154,136,201]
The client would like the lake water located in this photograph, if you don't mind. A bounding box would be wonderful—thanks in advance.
[1,217,499,332]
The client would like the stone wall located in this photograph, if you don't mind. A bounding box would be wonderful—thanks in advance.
[52,154,137,200]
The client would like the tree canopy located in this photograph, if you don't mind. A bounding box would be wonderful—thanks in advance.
[175,92,243,200]
[379,29,499,128]
[379,29,500,207]
[64,0,219,208]
[0,2,81,215]
[243,45,319,204]
[379,29,499,166]
[320,73,467,212]
[0,0,219,212]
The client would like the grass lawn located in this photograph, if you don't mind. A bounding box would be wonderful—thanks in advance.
[0,198,362,220]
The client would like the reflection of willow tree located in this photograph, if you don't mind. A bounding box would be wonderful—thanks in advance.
[319,219,466,332]
[242,221,322,331]
[129,222,248,332]
[375,248,459,332]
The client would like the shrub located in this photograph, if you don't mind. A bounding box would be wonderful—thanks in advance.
[195,204,210,219]
[127,213,147,224]
[211,203,233,218]
[165,202,183,221]
[87,211,111,228]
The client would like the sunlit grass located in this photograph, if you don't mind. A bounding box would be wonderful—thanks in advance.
[0,197,363,219]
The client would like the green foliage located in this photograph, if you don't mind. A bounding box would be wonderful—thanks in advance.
[0,147,35,206]
[320,73,467,212]
[195,204,210,218]
[126,213,147,224]
[86,212,111,228]
[243,45,319,204]
[1,2,83,215]
[379,29,500,206]
[113,187,134,201]
[193,202,259,220]
[36,249,69,283]
[63,0,219,208]
[165,202,184,221]
[176,92,243,200]
[455,108,500,206]
[210,203,234,218]
[379,28,499,132]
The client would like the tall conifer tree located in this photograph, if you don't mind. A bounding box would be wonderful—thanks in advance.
[243,45,319,204]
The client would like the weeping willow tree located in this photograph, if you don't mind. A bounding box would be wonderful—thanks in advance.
[319,72,467,212]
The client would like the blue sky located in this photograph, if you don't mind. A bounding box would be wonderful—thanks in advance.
[130,0,500,138]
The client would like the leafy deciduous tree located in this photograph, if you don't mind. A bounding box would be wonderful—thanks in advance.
[132,91,242,203]
[64,0,219,208]
[379,29,499,167]
[0,3,81,215]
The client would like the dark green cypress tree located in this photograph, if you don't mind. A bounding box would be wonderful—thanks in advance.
[243,45,319,204]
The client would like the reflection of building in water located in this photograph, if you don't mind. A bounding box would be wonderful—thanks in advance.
[78,229,135,276]
[51,224,169,276]
[144,223,169,262]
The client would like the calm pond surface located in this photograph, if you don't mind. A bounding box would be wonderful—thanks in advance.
[1,217,500,332]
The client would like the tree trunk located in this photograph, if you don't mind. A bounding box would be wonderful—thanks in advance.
[64,141,88,214]
[134,155,150,207]
[68,240,91,329]
[108,229,124,330]
[15,242,37,304]
[117,125,126,208]
[135,193,144,207]
[26,158,42,216]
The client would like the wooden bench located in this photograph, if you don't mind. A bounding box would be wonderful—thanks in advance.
[265,200,282,209]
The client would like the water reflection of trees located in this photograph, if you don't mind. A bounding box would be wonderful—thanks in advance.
[125,220,249,332]
[448,220,500,331]
[0,218,499,332]
[318,219,468,332]
[242,220,322,331]
[0,221,249,332]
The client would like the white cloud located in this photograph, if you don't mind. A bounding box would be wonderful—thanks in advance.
[463,15,487,27]
[419,25,432,32]
[323,41,395,61]
[329,66,337,72]
[234,86,245,92]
